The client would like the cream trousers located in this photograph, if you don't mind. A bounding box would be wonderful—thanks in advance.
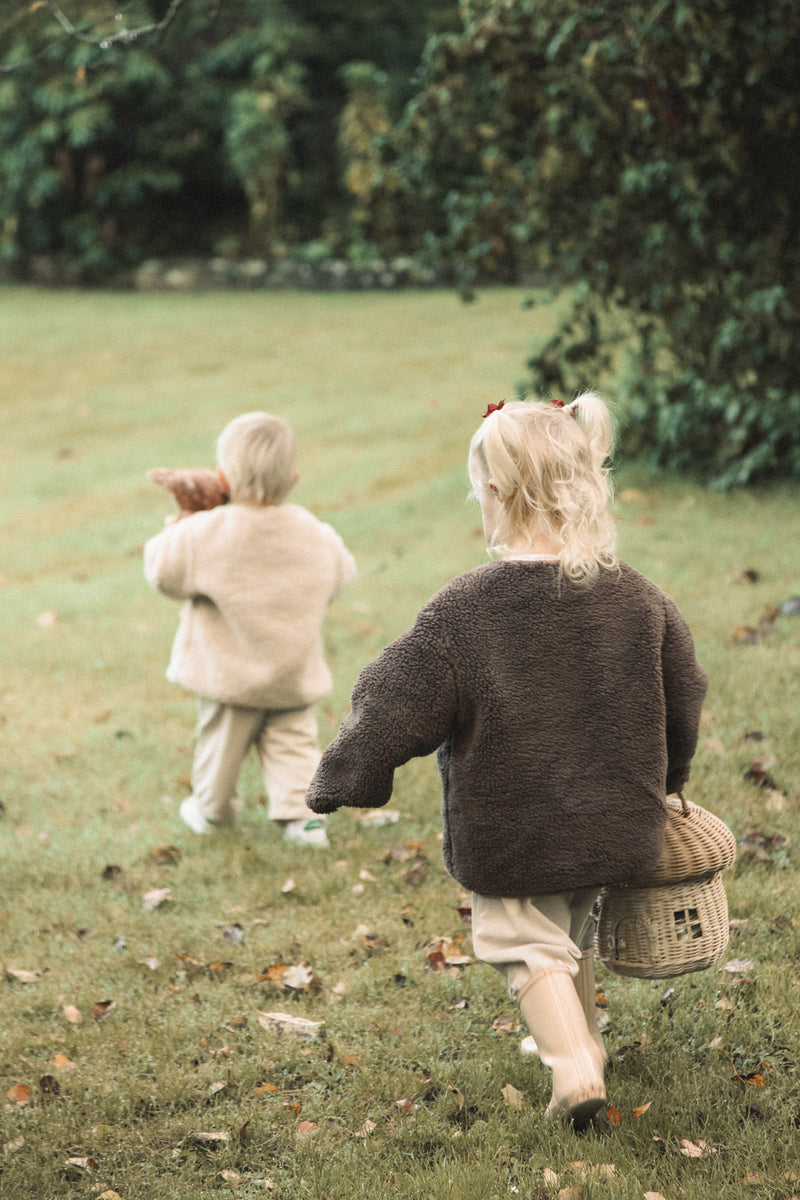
[189,698,321,824]
[471,888,602,1000]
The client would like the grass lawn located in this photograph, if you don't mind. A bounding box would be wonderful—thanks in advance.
[1,284,799,1199]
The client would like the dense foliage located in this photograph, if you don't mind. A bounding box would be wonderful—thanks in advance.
[2,0,799,483]
[0,0,457,276]
[386,0,800,486]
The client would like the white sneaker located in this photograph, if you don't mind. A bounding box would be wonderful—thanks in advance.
[179,796,213,835]
[283,818,329,848]
[520,1035,538,1057]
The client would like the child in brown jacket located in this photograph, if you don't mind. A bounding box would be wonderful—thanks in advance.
[306,394,707,1123]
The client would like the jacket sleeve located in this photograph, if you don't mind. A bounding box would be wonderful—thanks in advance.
[143,521,197,601]
[320,522,358,601]
[306,605,457,812]
[661,596,708,793]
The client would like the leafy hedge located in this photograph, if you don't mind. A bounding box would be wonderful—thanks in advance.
[385,0,800,487]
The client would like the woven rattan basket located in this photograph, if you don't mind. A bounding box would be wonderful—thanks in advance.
[595,793,736,979]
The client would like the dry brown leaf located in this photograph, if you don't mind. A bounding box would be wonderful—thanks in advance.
[7,1083,31,1105]
[150,843,181,865]
[492,1015,521,1034]
[53,1054,76,1071]
[606,1104,622,1125]
[256,1082,278,1096]
[62,1003,83,1024]
[644,1193,668,1200]
[501,1083,526,1110]
[3,1137,24,1153]
[632,1101,652,1117]
[395,1098,416,1114]
[297,1120,318,1138]
[557,1187,582,1200]
[355,1118,377,1137]
[258,962,319,991]
[92,1000,114,1021]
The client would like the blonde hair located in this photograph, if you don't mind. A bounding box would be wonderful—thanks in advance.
[216,412,297,505]
[468,393,617,584]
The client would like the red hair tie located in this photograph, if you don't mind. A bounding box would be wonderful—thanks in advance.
[482,401,505,418]
[551,398,577,420]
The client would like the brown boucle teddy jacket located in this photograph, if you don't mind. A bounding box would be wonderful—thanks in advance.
[307,560,708,897]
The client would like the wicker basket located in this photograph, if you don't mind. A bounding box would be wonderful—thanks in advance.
[595,793,736,979]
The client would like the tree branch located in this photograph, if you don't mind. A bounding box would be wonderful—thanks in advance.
[44,0,186,46]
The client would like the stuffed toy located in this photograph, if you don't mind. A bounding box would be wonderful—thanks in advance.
[148,467,229,520]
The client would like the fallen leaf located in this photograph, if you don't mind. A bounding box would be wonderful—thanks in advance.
[402,859,427,886]
[606,1105,622,1125]
[395,1097,416,1114]
[187,1131,229,1150]
[632,1101,652,1117]
[501,1083,526,1110]
[557,1187,582,1200]
[744,1173,760,1186]
[744,759,780,790]
[355,1118,377,1137]
[281,876,296,894]
[36,610,58,628]
[112,936,127,953]
[492,1015,521,1035]
[143,887,172,911]
[384,841,425,863]
[258,962,319,991]
[64,1156,94,1178]
[679,1138,718,1157]
[720,958,755,974]
[222,923,245,946]
[357,808,400,827]
[732,625,760,645]
[3,1136,24,1153]
[53,1054,76,1071]
[137,956,160,971]
[644,1193,668,1200]
[5,967,42,983]
[255,1011,324,1039]
[150,843,181,865]
[296,1120,318,1138]
[225,1016,248,1031]
[218,1171,240,1186]
[92,1000,114,1020]
[256,1082,278,1096]
[40,1074,60,1097]
[7,1083,31,1105]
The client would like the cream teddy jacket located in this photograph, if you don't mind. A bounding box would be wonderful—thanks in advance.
[308,560,708,897]
[144,503,356,709]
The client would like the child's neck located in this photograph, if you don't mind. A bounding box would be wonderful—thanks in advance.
[504,533,561,558]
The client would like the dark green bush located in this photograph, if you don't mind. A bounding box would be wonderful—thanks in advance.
[389,0,800,487]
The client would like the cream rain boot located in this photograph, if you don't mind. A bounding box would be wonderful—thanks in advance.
[521,949,607,1065]
[517,967,606,1128]
[575,948,608,1065]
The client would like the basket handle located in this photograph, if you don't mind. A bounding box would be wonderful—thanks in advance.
[677,787,690,817]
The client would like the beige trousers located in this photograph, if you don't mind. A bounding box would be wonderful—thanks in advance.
[471,888,601,1000]
[189,698,322,824]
